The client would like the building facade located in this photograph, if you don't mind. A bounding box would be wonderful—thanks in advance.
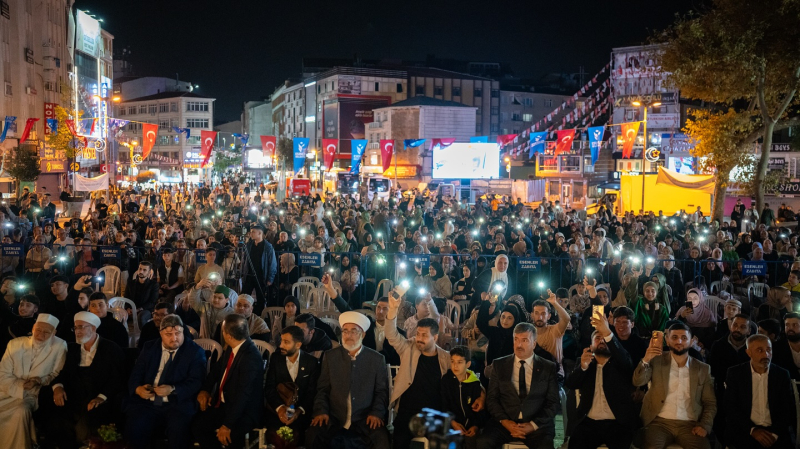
[118,92,214,184]
[498,90,574,136]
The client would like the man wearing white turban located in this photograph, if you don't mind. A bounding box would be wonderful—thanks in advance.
[0,314,67,448]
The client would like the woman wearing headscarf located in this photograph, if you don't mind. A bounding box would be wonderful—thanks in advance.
[332,231,350,254]
[650,272,673,316]
[701,248,725,291]
[476,292,522,366]
[756,286,793,323]
[453,265,475,301]
[428,261,453,312]
[277,252,300,301]
[628,279,669,334]
[676,288,718,349]
[469,254,510,311]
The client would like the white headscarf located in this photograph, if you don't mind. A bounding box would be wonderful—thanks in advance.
[490,254,509,286]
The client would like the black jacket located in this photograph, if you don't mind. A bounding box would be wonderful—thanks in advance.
[98,314,131,349]
[330,293,403,365]
[476,301,515,365]
[202,338,265,429]
[485,354,560,435]
[125,277,160,312]
[264,350,320,415]
[564,334,638,428]
[440,369,486,429]
[54,337,125,407]
[724,362,797,448]
[242,239,277,284]
[772,338,800,380]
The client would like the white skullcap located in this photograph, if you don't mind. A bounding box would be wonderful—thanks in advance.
[238,294,255,305]
[36,314,59,328]
[339,311,370,333]
[74,311,101,328]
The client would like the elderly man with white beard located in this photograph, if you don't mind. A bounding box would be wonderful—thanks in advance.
[306,311,390,449]
[0,314,67,449]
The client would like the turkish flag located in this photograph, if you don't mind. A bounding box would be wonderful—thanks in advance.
[261,135,276,158]
[200,130,217,168]
[19,118,39,143]
[64,119,88,147]
[431,138,455,148]
[380,139,394,172]
[554,130,575,156]
[322,138,337,171]
[620,122,641,158]
[141,123,158,159]
[497,134,516,146]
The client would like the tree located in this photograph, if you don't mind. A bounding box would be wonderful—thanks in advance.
[212,149,243,174]
[136,170,156,183]
[7,146,41,199]
[684,108,756,221]
[46,105,79,159]
[276,137,293,165]
[657,0,800,211]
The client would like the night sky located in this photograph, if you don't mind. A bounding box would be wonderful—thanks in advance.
[77,0,701,123]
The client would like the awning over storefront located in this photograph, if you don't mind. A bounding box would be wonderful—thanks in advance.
[655,166,715,194]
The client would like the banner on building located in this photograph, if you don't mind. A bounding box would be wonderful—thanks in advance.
[261,135,276,158]
[528,132,547,158]
[350,139,368,174]
[19,118,39,143]
[620,122,641,159]
[44,103,57,136]
[322,138,337,170]
[588,126,605,165]
[141,123,158,159]
[292,137,309,174]
[75,173,109,191]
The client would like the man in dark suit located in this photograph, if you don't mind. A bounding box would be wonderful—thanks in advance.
[708,314,751,445]
[264,325,320,445]
[125,314,207,449]
[44,311,125,449]
[193,313,265,449]
[565,312,638,449]
[477,322,560,449]
[307,311,390,449]
[724,334,797,449]
[772,312,800,380]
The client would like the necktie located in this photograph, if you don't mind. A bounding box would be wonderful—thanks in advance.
[519,360,527,399]
[215,351,235,408]
[154,351,175,406]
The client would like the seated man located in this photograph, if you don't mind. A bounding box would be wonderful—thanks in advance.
[88,292,130,349]
[213,294,270,343]
[0,314,67,448]
[724,334,797,449]
[264,325,320,446]
[138,302,192,352]
[125,314,207,449]
[306,311,390,449]
[772,312,800,380]
[477,323,560,449]
[565,313,638,449]
[0,294,39,356]
[295,312,332,355]
[125,261,160,326]
[47,311,125,449]
[183,283,235,340]
[193,314,265,449]
[633,322,716,449]
[156,248,185,303]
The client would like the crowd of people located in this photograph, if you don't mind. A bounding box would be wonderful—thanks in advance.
[0,179,798,449]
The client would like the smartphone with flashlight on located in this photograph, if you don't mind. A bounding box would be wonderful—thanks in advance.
[390,282,410,301]
[592,305,605,325]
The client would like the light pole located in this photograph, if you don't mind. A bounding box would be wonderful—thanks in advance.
[631,99,661,214]
[504,157,511,179]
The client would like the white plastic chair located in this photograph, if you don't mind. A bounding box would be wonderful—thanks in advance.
[456,300,470,325]
[353,308,376,319]
[292,281,318,308]
[108,297,140,348]
[705,295,727,319]
[253,339,275,359]
[372,279,394,303]
[261,306,285,326]
[298,276,321,287]
[96,265,122,297]
[309,287,332,312]
[748,282,769,306]
[567,283,581,299]
[195,338,223,372]
[320,317,341,340]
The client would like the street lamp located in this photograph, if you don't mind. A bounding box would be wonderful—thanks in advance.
[631,100,661,214]
[504,157,511,179]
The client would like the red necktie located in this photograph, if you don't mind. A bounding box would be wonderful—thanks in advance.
[215,351,235,408]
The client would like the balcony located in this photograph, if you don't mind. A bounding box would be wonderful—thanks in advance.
[368,122,383,129]
[535,153,589,177]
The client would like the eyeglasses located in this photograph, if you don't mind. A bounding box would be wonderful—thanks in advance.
[72,325,93,331]
[341,329,362,336]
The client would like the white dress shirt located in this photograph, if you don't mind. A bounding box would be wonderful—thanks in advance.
[750,364,772,427]
[586,334,616,420]
[344,345,364,429]
[275,353,302,414]
[220,341,244,403]
[658,355,693,421]
[374,322,385,351]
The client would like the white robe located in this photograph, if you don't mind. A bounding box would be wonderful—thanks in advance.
[0,336,68,449]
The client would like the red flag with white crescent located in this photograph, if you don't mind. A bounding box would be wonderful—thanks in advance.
[200,130,217,168]
[380,139,394,172]
[260,135,276,158]
[322,138,337,171]
[554,129,575,156]
[64,119,88,147]
[620,122,641,159]
[141,123,158,159]
[19,118,39,143]
[496,134,517,146]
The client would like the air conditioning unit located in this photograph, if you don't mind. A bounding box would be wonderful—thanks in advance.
[4,83,11,96]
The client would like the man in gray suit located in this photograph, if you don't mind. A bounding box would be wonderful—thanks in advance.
[307,311,390,449]
[633,322,716,449]
[477,322,560,449]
